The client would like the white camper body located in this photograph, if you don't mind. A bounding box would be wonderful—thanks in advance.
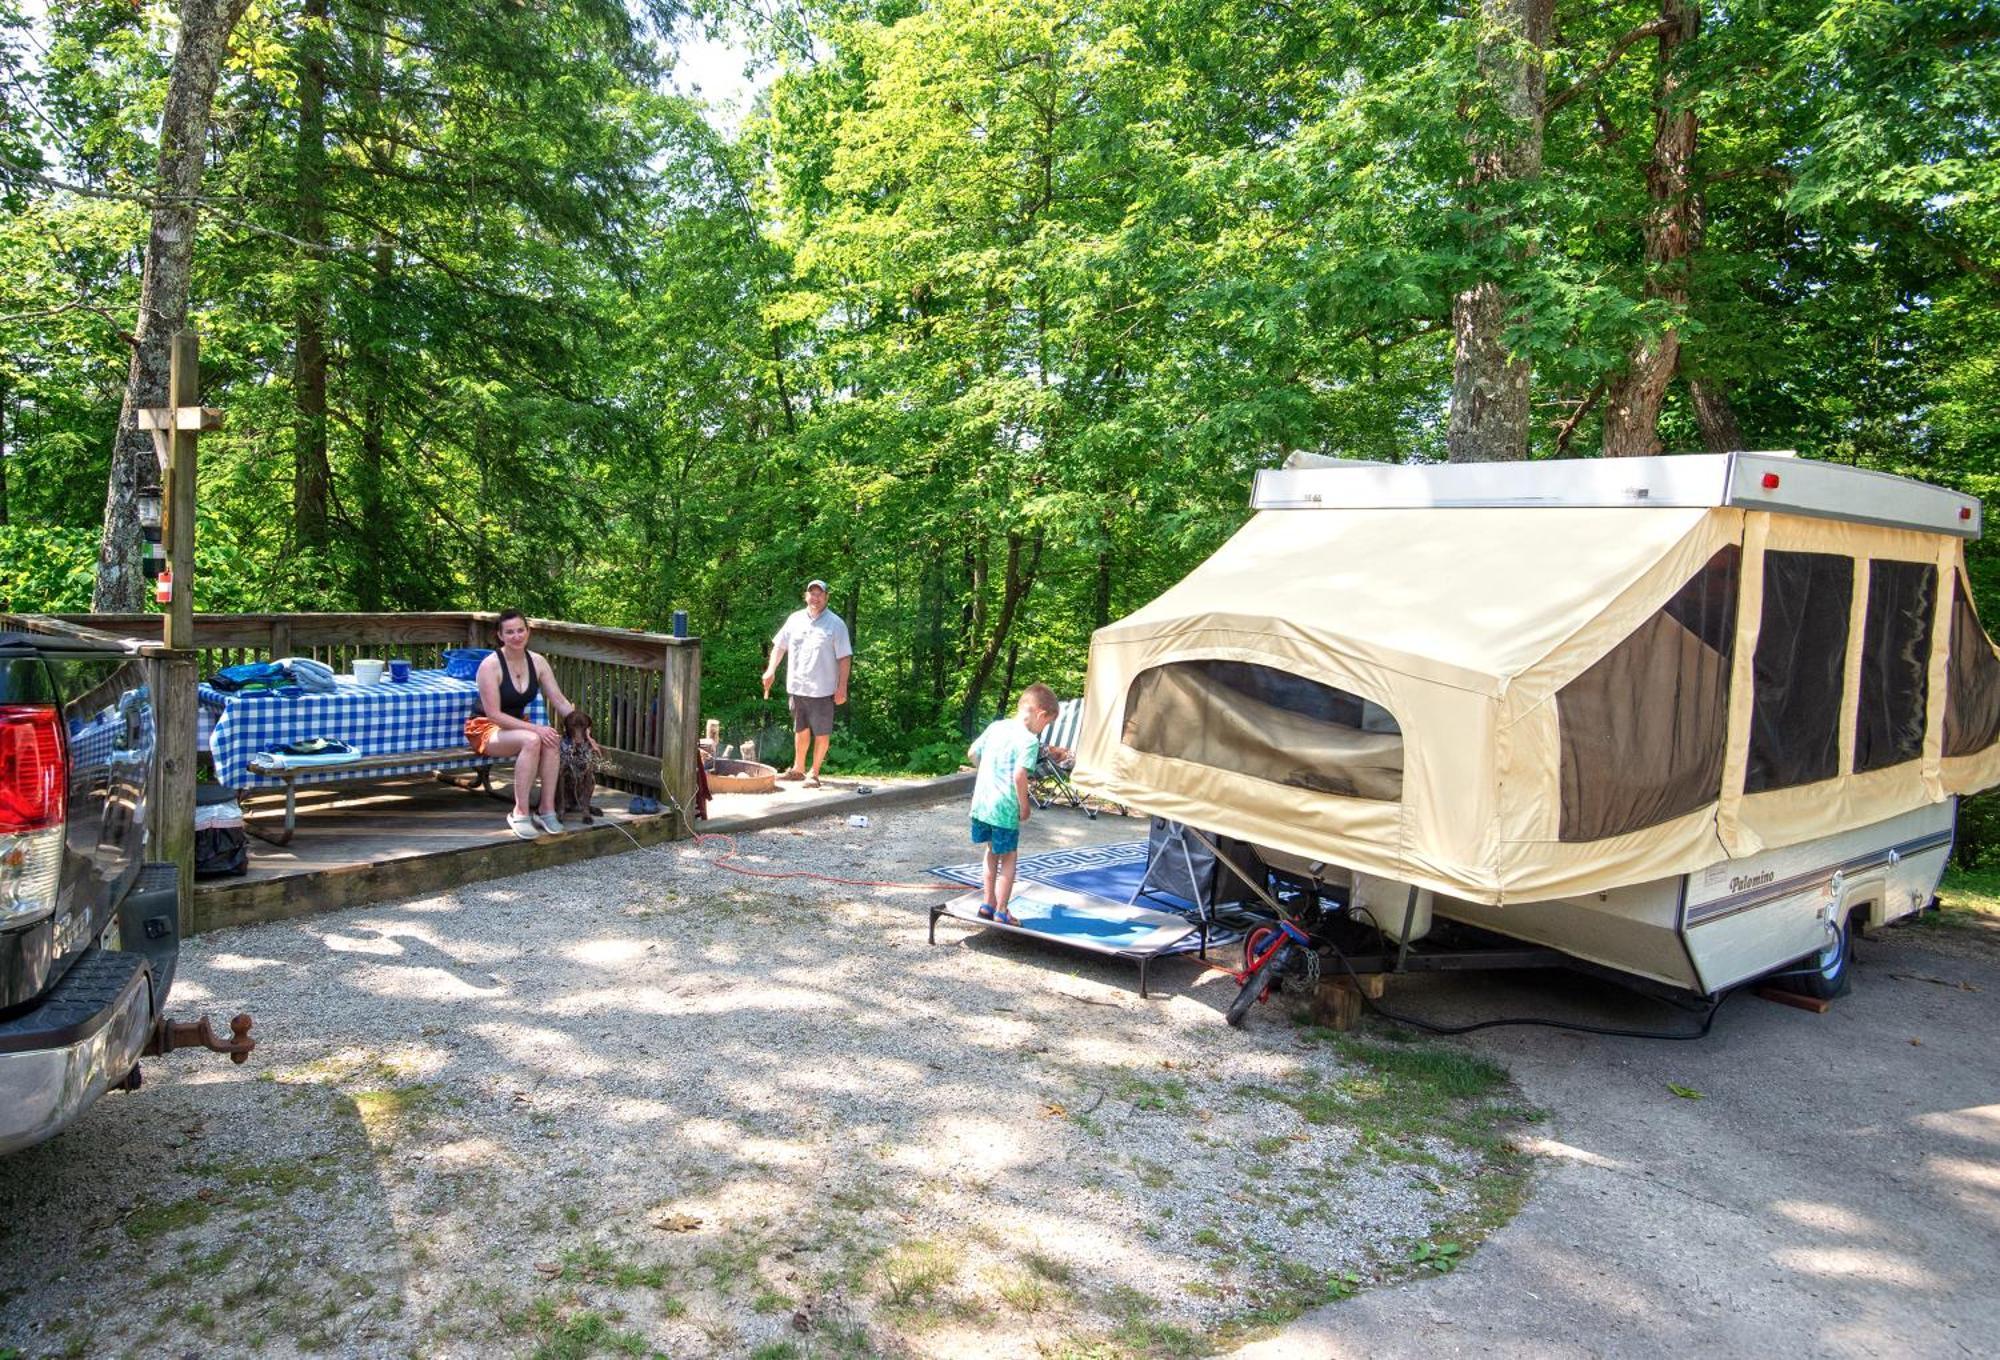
[1076,453,1999,996]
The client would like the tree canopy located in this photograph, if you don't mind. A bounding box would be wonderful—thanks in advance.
[3,0,1996,764]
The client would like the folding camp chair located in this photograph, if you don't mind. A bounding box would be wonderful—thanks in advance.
[1029,697,1099,819]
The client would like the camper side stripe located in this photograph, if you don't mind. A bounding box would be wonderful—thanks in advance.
[1686,830,1954,927]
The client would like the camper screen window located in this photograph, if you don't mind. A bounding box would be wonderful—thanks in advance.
[1558,546,1739,842]
[1121,659,1403,800]
[1945,571,2000,757]
[1747,551,1853,793]
[1855,559,1937,773]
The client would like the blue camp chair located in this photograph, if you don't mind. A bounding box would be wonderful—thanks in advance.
[1029,698,1100,819]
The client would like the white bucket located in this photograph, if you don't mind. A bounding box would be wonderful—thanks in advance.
[352,658,386,685]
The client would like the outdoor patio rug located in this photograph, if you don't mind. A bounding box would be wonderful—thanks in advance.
[929,839,1246,954]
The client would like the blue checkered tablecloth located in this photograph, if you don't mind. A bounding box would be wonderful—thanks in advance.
[198,669,545,790]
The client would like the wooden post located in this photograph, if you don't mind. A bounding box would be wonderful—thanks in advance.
[660,639,700,834]
[148,652,200,935]
[269,618,290,662]
[163,332,198,651]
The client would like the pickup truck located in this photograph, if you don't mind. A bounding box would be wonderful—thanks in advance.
[0,629,250,1155]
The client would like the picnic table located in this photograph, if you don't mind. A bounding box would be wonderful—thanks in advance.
[199,669,546,841]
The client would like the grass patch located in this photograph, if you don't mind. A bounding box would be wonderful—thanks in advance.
[124,1195,213,1241]
[556,1242,667,1290]
[1938,864,2000,915]
[353,1082,443,1138]
[1024,1250,1075,1284]
[502,1297,647,1360]
[1112,1074,1191,1113]
[877,1240,954,1307]
[1103,1286,1206,1359]
[1248,1031,1521,1161]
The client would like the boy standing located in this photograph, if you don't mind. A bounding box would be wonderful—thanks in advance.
[967,683,1060,924]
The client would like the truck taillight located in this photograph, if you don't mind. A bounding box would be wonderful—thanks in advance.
[0,705,65,929]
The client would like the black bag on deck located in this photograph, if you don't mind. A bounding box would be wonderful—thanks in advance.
[195,826,247,878]
[1141,816,1264,907]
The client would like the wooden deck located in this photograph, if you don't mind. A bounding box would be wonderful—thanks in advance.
[190,771,974,933]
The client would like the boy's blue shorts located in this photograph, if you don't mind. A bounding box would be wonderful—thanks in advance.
[970,817,1020,856]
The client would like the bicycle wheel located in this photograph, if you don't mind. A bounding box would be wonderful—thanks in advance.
[1226,942,1291,1027]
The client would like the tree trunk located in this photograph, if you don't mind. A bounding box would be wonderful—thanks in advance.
[1603,0,1701,456]
[1091,545,1112,633]
[356,241,391,608]
[291,0,331,546]
[1447,0,1553,464]
[92,0,253,611]
[1688,377,1746,452]
[0,372,10,526]
[958,530,1043,734]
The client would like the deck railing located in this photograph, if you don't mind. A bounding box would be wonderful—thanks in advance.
[2,612,701,926]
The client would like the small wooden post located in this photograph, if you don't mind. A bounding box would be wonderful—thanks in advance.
[149,652,200,936]
[163,332,199,651]
[1313,972,1385,1032]
[269,619,291,662]
[659,638,700,833]
[134,330,214,934]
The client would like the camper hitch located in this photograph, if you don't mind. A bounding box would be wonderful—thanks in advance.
[147,1013,257,1064]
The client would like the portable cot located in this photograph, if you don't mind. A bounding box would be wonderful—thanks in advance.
[1074,453,2000,919]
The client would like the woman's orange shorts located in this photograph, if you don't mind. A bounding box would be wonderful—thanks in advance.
[464,715,500,754]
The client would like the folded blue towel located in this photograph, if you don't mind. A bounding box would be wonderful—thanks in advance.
[282,656,338,693]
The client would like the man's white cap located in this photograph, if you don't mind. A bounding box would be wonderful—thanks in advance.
[805,578,829,592]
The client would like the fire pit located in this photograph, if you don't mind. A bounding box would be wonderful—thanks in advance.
[706,757,779,794]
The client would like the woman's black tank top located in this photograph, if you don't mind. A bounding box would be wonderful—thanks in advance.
[498,651,541,719]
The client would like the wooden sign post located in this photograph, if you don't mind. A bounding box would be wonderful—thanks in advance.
[134,331,220,931]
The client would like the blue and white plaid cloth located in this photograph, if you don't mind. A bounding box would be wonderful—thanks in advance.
[199,669,545,790]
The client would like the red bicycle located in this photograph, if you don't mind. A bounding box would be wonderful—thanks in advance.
[1225,919,1313,1026]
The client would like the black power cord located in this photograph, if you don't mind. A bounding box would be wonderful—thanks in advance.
[1318,931,1730,1041]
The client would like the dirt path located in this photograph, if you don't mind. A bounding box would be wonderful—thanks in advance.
[0,805,1527,1359]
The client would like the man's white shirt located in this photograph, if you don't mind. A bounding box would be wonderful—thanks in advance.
[773,608,853,697]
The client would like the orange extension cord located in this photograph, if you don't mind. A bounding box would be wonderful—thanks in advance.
[687,831,944,892]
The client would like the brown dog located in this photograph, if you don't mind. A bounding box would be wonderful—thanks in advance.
[556,709,600,824]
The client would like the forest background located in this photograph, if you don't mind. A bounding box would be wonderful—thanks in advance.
[1,0,1996,787]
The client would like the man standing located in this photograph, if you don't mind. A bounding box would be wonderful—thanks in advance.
[762,578,852,787]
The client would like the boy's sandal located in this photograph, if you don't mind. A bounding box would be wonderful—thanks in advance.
[804,775,822,788]
[506,813,540,841]
[994,908,1021,927]
[976,903,996,920]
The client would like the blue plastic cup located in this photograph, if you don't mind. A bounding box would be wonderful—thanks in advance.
[389,658,412,682]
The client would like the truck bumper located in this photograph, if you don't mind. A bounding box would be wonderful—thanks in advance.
[0,948,154,1155]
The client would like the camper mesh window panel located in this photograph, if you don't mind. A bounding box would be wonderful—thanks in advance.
[1746,551,1853,793]
[1121,659,1403,800]
[1943,571,2000,757]
[1558,546,1739,842]
[1854,560,1937,773]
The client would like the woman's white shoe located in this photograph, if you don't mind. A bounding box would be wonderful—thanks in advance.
[507,813,540,840]
[536,812,564,835]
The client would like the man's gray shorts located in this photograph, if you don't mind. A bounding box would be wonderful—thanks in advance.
[790,693,836,737]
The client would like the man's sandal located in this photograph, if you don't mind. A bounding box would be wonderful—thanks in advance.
[976,903,996,920]
[994,907,1021,927]
[506,813,540,840]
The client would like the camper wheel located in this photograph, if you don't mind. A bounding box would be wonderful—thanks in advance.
[1783,912,1856,1001]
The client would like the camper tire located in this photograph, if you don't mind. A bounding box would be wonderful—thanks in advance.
[1783,913,1854,1001]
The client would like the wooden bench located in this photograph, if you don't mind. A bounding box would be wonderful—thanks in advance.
[243,746,509,845]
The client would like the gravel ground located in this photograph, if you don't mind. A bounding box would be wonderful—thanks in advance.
[0,801,1523,1359]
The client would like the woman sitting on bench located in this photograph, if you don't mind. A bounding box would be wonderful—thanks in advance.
[465,609,582,840]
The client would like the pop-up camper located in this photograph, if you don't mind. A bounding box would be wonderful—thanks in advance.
[1074,452,2000,996]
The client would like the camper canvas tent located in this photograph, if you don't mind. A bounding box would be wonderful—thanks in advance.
[1074,453,2000,920]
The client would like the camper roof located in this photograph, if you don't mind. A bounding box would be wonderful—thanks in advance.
[1254,452,1981,539]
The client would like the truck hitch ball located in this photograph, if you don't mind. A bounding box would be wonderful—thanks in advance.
[146,1013,257,1064]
